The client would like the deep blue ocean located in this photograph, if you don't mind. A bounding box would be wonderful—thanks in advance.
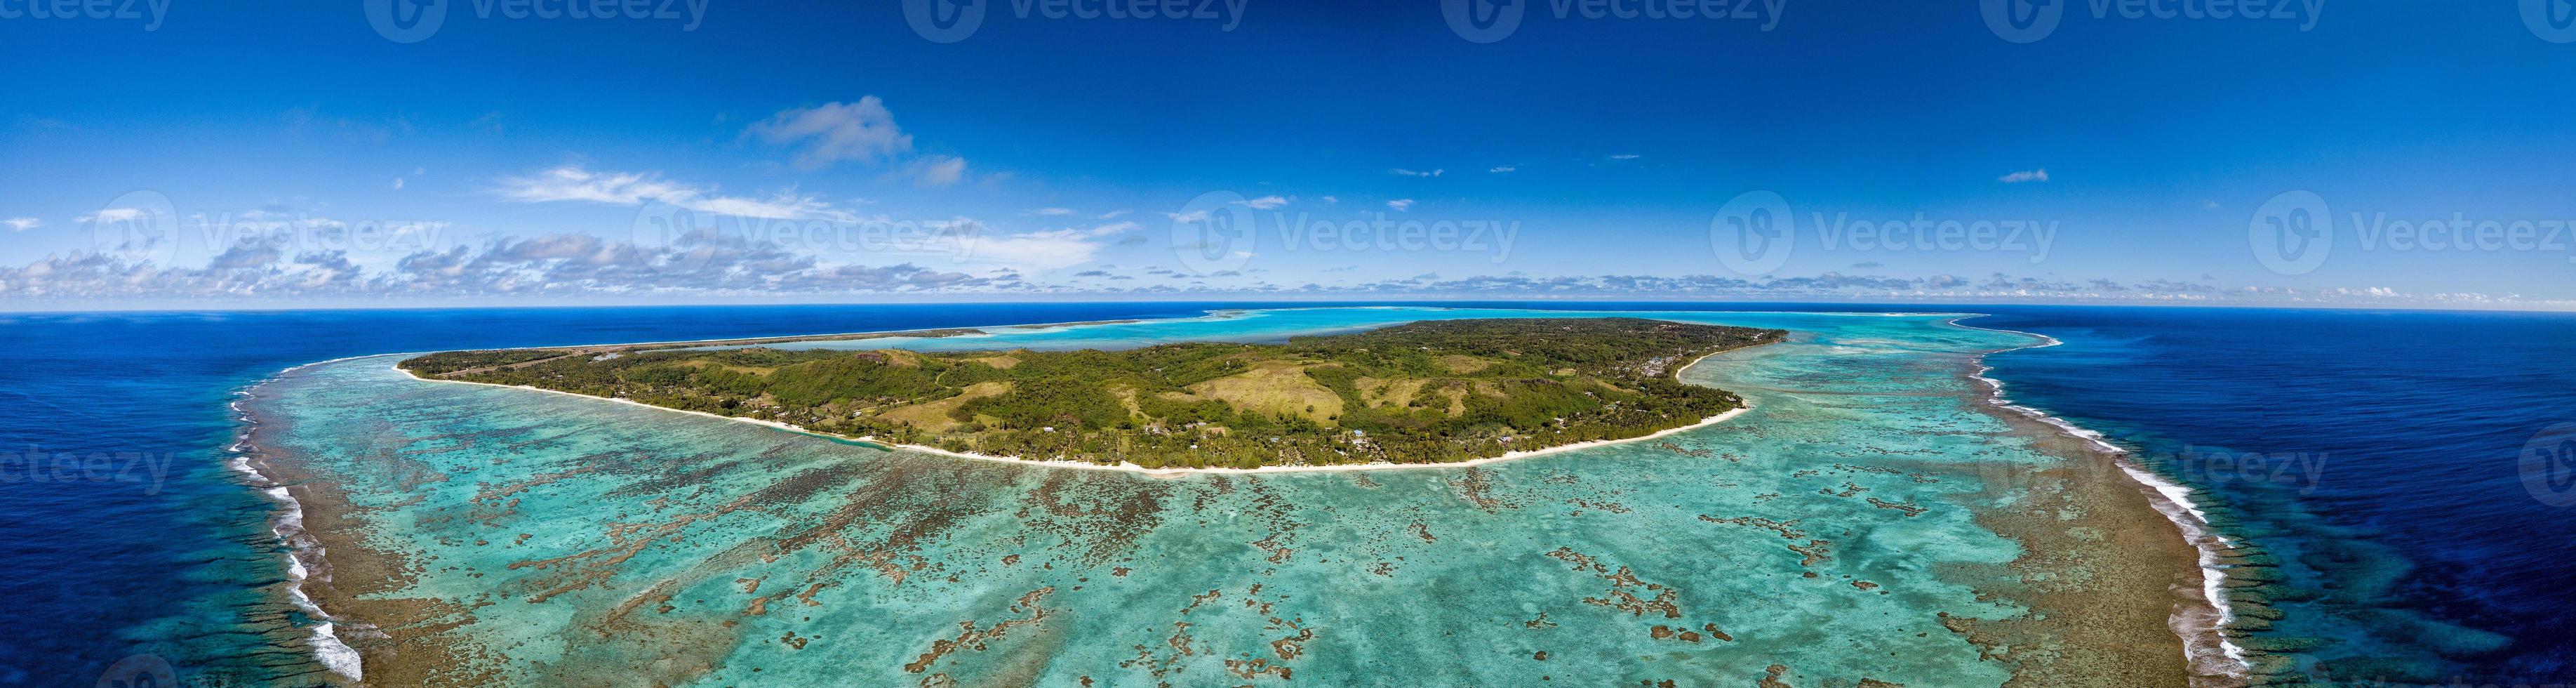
[2,303,2569,685]
[1973,307,2576,682]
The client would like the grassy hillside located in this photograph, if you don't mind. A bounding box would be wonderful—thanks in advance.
[399,318,1784,469]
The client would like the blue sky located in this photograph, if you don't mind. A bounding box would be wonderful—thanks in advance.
[2,1,2572,309]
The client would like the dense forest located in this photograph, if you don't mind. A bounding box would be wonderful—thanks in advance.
[399,318,1784,469]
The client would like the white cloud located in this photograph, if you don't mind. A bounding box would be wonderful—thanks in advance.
[493,165,853,221]
[1607,154,1640,160]
[391,177,406,190]
[836,217,1146,273]
[206,241,283,270]
[1029,207,1076,216]
[1488,166,1516,173]
[3,218,40,232]
[747,98,980,185]
[1387,199,1414,211]
[960,225,1112,270]
[1240,195,1289,209]
[745,97,915,170]
[1998,168,2050,183]
[496,166,686,204]
[688,192,849,220]
[77,208,150,223]
[1097,209,1131,219]
[914,155,968,187]
[1389,168,1443,177]
[1,242,2554,307]
[1319,195,1339,204]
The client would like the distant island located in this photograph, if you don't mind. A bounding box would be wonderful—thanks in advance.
[399,317,1784,470]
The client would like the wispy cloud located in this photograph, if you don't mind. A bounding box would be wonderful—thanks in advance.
[952,220,1138,270]
[1998,168,2050,183]
[1389,168,1443,177]
[8,242,2556,310]
[0,227,996,299]
[77,209,151,223]
[493,165,853,221]
[1386,199,1415,211]
[3,218,40,232]
[912,155,969,187]
[745,97,916,170]
[742,98,979,187]
[1488,166,1516,173]
[1606,154,1640,160]
[1027,207,1076,216]
[1240,195,1290,209]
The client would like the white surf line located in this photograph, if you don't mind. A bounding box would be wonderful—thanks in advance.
[227,376,365,682]
[391,343,1762,477]
[1947,316,2252,681]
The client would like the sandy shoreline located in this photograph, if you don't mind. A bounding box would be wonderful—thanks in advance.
[839,405,1748,477]
[391,344,1757,477]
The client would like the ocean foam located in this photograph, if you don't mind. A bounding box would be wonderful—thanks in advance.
[309,623,365,682]
[230,376,366,682]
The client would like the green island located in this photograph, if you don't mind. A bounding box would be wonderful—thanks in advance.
[398,317,1784,469]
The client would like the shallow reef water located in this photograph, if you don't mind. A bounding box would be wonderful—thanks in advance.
[243,308,2216,685]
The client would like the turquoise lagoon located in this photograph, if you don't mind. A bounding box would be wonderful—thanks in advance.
[243,308,2221,685]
